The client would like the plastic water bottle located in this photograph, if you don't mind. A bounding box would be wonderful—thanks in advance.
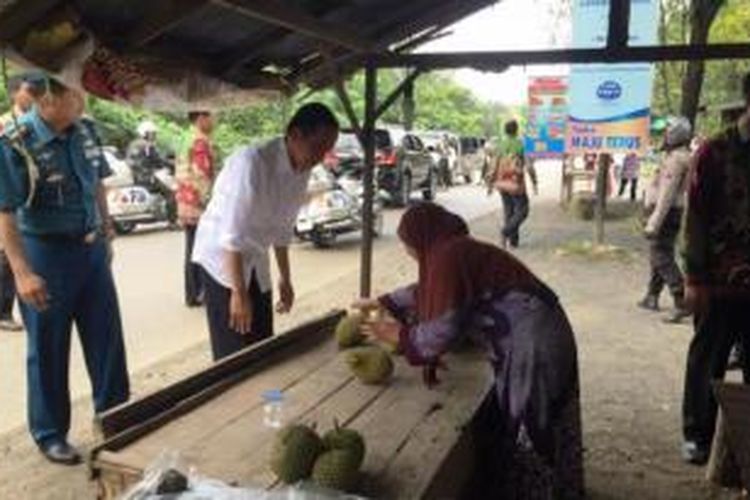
[262,389,284,428]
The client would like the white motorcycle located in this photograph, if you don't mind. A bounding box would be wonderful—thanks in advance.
[296,166,385,248]
[103,148,178,234]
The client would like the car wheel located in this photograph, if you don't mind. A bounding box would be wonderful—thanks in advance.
[312,233,336,248]
[397,172,412,207]
[114,221,136,235]
[463,173,472,184]
[422,170,437,201]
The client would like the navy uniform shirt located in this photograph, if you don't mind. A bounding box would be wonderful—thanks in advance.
[0,108,111,236]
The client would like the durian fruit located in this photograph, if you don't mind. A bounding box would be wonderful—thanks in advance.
[156,468,189,494]
[311,449,360,492]
[322,421,366,468]
[335,313,365,349]
[270,424,324,484]
[345,345,394,385]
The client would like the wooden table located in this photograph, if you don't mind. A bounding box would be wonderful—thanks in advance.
[89,311,493,499]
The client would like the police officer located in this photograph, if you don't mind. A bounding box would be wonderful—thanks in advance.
[0,75,130,465]
[0,71,40,332]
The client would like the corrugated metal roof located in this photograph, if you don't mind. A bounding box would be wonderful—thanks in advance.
[0,0,497,106]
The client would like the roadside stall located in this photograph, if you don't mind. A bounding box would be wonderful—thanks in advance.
[2,0,750,498]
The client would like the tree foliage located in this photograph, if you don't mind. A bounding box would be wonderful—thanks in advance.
[652,0,749,133]
[0,67,509,158]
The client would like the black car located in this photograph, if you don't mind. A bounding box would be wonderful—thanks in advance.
[375,128,436,206]
[323,131,364,176]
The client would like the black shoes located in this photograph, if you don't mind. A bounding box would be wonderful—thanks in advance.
[637,294,660,311]
[663,307,691,324]
[681,441,710,466]
[39,441,82,466]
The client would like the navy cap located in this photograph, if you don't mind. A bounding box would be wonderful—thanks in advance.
[6,69,50,93]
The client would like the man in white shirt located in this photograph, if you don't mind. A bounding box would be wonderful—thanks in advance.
[192,103,339,360]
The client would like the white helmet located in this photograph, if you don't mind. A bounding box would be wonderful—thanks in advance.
[665,116,692,148]
[137,120,157,138]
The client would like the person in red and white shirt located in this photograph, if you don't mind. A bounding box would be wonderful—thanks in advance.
[176,111,217,307]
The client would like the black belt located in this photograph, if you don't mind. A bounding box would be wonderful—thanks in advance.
[27,230,99,244]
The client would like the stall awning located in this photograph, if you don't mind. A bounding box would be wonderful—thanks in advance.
[0,0,496,109]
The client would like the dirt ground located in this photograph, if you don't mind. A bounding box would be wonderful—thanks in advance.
[0,195,743,499]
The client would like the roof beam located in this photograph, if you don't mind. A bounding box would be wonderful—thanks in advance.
[291,0,493,88]
[375,69,423,121]
[370,44,750,69]
[126,0,209,47]
[607,0,631,51]
[210,0,372,53]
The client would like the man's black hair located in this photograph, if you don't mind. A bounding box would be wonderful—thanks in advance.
[504,120,519,137]
[188,111,211,124]
[287,102,338,136]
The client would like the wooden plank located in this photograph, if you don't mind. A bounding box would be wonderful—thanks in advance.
[347,350,490,498]
[96,310,344,439]
[92,344,491,499]
[176,350,358,484]
[714,382,750,489]
[113,336,340,462]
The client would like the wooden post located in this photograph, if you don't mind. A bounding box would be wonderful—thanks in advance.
[402,76,415,131]
[359,61,377,298]
[594,154,610,245]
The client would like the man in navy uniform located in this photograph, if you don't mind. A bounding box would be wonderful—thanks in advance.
[0,75,130,465]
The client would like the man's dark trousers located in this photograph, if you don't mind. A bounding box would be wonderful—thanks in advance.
[501,192,530,247]
[19,235,129,447]
[683,298,750,449]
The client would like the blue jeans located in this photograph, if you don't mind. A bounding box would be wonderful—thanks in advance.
[501,192,530,247]
[20,235,129,447]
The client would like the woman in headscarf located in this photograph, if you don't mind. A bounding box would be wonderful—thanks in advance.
[355,203,583,500]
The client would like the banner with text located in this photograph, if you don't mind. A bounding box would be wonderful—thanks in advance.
[525,77,568,158]
[566,0,659,155]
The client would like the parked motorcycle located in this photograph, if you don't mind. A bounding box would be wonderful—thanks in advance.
[104,149,178,235]
[295,166,385,248]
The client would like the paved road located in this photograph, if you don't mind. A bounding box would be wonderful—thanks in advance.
[1,177,543,435]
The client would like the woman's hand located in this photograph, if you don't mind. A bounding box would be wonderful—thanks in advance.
[369,317,401,345]
[351,297,381,313]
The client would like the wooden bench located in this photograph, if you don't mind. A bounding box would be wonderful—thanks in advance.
[708,382,750,492]
[89,311,493,499]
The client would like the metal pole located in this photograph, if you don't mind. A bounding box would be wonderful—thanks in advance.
[359,61,377,298]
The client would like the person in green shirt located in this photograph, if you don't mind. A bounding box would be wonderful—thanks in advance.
[487,120,538,248]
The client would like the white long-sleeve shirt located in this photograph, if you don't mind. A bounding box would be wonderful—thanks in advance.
[192,137,311,293]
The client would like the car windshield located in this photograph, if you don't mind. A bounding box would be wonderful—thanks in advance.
[335,133,361,152]
[375,130,393,149]
[460,137,477,152]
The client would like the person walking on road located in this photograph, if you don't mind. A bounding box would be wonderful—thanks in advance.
[176,111,216,307]
[192,103,338,361]
[639,117,692,324]
[680,73,750,466]
[618,152,641,202]
[0,76,130,465]
[487,120,538,249]
[0,71,40,332]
